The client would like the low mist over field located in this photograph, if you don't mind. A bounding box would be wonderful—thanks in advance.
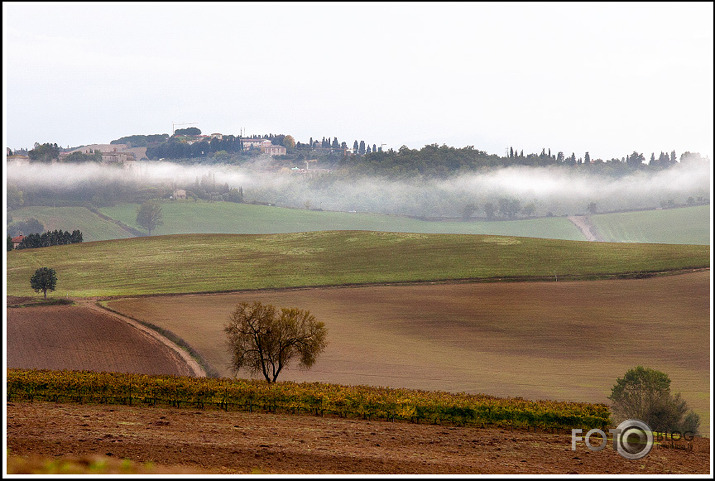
[7,157,711,218]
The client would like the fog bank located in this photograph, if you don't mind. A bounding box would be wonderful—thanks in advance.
[6,157,712,218]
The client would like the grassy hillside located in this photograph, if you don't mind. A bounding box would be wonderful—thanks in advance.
[591,205,710,244]
[11,202,710,244]
[7,206,134,242]
[98,201,585,240]
[6,231,709,298]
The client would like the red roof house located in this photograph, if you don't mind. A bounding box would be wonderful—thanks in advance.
[11,235,24,249]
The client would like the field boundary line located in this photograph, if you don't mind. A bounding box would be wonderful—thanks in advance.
[567,215,605,242]
[85,206,145,237]
[79,300,207,378]
[95,267,710,301]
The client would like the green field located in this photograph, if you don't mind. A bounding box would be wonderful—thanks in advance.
[7,206,134,242]
[10,201,710,245]
[591,205,710,244]
[99,201,585,240]
[6,231,710,298]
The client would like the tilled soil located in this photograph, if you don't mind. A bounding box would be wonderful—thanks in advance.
[6,304,196,377]
[6,401,710,475]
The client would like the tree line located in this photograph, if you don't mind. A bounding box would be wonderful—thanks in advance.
[17,136,708,181]
[146,135,245,160]
[336,144,709,180]
[11,229,83,250]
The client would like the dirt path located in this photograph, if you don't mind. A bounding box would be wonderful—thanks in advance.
[6,401,710,475]
[568,215,605,242]
[79,300,206,378]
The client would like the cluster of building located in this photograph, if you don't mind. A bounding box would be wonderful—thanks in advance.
[240,138,286,156]
[56,144,139,167]
[173,133,287,157]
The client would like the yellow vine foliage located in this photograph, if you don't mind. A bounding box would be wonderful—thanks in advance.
[7,369,610,430]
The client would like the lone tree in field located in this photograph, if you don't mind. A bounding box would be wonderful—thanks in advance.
[30,267,57,299]
[609,366,700,434]
[136,201,163,236]
[224,301,328,383]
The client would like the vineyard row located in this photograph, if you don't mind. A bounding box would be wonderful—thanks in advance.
[7,369,611,430]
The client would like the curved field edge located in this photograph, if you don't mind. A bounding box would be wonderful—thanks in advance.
[6,369,610,430]
[5,231,710,298]
[94,302,220,378]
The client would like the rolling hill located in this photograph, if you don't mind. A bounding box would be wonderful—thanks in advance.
[6,231,709,298]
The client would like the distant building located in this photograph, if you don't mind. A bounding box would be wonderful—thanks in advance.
[101,149,136,164]
[242,138,272,150]
[7,154,30,163]
[172,189,187,199]
[59,144,136,164]
[262,144,286,156]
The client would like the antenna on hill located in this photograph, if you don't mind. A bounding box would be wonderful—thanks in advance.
[172,121,198,135]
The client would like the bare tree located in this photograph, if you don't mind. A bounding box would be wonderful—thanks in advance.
[136,201,163,236]
[224,301,327,383]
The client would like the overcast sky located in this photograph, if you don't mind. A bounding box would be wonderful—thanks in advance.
[3,2,713,160]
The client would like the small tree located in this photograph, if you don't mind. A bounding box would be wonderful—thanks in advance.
[462,203,477,221]
[136,201,164,236]
[224,301,328,383]
[484,202,496,220]
[608,366,700,434]
[30,267,57,299]
[283,135,296,149]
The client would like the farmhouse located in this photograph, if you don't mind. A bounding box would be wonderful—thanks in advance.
[11,235,24,249]
[101,149,136,164]
[262,144,286,156]
[59,144,137,164]
[241,138,286,156]
[172,189,187,199]
[242,138,272,150]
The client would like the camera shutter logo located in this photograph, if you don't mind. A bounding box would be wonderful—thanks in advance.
[572,419,654,460]
[614,419,653,460]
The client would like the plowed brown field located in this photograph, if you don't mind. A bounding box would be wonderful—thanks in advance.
[6,304,194,377]
[106,270,711,433]
[6,401,710,475]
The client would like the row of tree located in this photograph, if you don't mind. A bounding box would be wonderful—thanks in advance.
[18,136,709,180]
[12,229,83,250]
[339,145,709,179]
[296,136,380,155]
[27,142,60,162]
[506,147,679,168]
[111,133,170,148]
[145,136,245,160]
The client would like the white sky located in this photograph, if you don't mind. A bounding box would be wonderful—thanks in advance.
[3,1,713,160]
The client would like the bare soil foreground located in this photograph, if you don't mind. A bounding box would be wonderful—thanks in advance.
[6,401,710,475]
[106,270,711,432]
[6,303,194,377]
